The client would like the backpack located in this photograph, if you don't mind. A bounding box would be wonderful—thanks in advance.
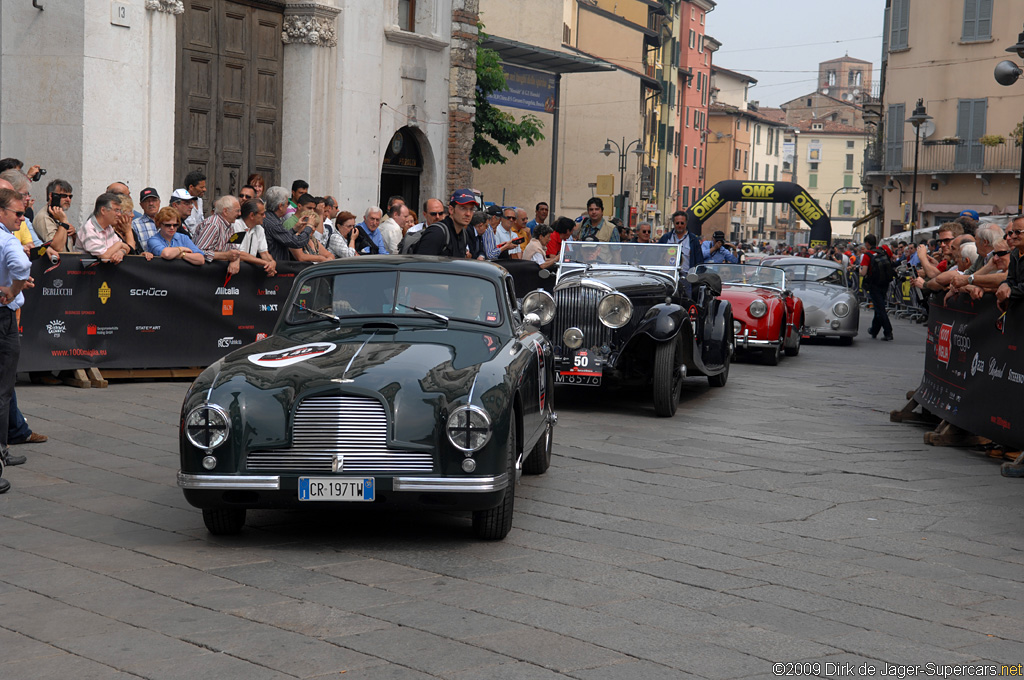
[399,222,450,255]
[864,248,895,287]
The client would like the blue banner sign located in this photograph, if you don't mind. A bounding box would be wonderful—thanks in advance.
[488,64,556,113]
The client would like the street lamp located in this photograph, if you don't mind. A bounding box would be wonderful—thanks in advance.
[905,99,932,245]
[994,22,1024,214]
[828,186,860,218]
[600,138,644,220]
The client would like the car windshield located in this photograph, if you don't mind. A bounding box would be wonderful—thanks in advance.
[778,264,847,286]
[287,270,503,326]
[559,241,681,270]
[695,263,785,290]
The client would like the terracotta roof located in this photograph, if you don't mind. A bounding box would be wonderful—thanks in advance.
[752,107,787,125]
[793,119,868,135]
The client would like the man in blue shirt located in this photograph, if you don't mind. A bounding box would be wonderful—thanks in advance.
[526,201,548,235]
[701,230,740,264]
[658,210,704,270]
[0,187,35,492]
[356,206,388,254]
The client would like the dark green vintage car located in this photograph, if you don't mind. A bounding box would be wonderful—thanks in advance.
[178,257,556,539]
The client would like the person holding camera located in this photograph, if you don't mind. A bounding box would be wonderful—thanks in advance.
[33,179,77,253]
[701,230,740,264]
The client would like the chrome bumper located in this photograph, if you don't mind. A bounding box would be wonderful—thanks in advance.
[737,329,780,350]
[177,471,509,493]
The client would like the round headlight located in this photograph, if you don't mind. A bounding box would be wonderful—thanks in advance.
[185,404,230,450]
[832,301,850,318]
[733,320,742,335]
[446,406,492,453]
[597,293,633,328]
[563,327,584,349]
[522,290,555,325]
[748,299,768,318]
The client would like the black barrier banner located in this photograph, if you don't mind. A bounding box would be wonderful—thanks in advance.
[915,294,1023,450]
[685,180,832,247]
[17,255,306,372]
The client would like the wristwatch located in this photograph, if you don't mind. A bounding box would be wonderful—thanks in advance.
[967,274,975,284]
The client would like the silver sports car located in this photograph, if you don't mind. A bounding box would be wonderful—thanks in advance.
[771,257,859,344]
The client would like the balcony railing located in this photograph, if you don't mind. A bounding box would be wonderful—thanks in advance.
[879,140,1022,175]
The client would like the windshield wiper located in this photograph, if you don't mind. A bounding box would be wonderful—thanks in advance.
[395,303,449,325]
[293,302,341,324]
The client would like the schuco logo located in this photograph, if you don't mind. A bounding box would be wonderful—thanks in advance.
[936,323,952,366]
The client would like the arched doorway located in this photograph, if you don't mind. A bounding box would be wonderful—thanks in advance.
[380,127,423,214]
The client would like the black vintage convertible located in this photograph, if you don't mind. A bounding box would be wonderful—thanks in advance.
[178,257,556,540]
[525,241,732,417]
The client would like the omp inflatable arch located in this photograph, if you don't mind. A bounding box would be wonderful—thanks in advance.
[685,180,832,248]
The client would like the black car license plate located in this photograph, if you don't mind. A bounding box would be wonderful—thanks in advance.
[556,350,602,386]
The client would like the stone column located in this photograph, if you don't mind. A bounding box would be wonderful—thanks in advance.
[280,1,341,190]
[447,0,479,195]
[144,1,183,198]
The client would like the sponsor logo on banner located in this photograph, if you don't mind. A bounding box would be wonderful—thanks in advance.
[98,282,112,304]
[87,325,118,336]
[135,325,161,333]
[952,323,970,351]
[257,287,278,296]
[971,353,985,376]
[255,333,268,341]
[46,319,66,337]
[215,287,240,296]
[130,288,168,296]
[217,336,243,348]
[222,300,234,316]
[1009,368,1024,384]
[936,323,952,365]
[42,279,73,296]
[259,304,278,312]
[247,342,337,368]
[237,325,254,330]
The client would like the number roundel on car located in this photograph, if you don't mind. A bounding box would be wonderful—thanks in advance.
[247,343,337,368]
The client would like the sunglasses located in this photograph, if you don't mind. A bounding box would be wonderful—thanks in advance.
[1007,229,1023,236]
[937,237,953,244]
[502,215,514,220]
[639,230,650,234]
[52,193,73,200]
[427,211,445,217]
[160,222,180,228]
[993,250,1011,257]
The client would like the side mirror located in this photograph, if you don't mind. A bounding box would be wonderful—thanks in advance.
[686,271,698,284]
[523,312,542,331]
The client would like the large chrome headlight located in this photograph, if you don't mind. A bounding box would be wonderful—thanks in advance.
[522,290,555,325]
[832,301,850,318]
[597,293,632,328]
[446,406,492,453]
[748,299,768,318]
[185,404,230,450]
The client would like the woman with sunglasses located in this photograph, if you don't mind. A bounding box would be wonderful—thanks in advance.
[146,207,206,265]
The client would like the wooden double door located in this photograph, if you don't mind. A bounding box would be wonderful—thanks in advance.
[175,0,284,200]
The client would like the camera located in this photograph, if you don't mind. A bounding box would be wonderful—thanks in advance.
[31,168,46,182]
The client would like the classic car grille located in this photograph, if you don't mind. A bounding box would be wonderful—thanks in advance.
[551,286,613,350]
[247,395,433,473]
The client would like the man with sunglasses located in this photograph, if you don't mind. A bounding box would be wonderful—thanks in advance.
[33,179,77,253]
[996,217,1024,310]
[0,187,35,493]
[635,222,653,244]
[949,239,1011,301]
[915,223,960,280]
[495,208,522,259]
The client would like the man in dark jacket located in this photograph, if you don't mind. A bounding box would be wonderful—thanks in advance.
[415,189,476,257]
[657,210,704,270]
[996,216,1024,310]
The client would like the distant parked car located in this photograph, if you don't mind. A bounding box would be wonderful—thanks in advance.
[771,257,858,345]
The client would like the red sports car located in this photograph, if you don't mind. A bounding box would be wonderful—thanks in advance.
[693,264,804,365]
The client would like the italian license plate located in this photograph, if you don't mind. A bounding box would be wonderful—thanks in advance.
[298,477,375,501]
[555,349,602,386]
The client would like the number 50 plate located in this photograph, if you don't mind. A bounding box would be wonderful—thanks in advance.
[299,477,375,501]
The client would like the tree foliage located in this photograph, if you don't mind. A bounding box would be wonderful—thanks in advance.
[472,30,545,169]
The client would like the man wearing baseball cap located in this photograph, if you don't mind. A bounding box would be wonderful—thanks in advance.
[415,189,477,256]
[169,189,197,236]
[132,188,161,245]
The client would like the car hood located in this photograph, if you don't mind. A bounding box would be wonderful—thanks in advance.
[788,281,849,312]
[558,269,675,297]
[192,325,512,449]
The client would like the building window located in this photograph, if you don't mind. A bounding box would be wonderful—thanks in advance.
[689,30,696,49]
[846,153,854,171]
[846,140,855,148]
[840,200,853,216]
[684,145,689,165]
[890,0,910,50]
[955,98,988,170]
[699,35,704,53]
[844,174,854,187]
[700,12,704,25]
[398,0,415,32]
[773,165,778,181]
[744,150,748,171]
[756,125,761,144]
[683,186,690,206]
[737,119,741,130]
[810,162,819,171]
[754,162,759,179]
[806,97,813,107]
[686,107,690,127]
[828,70,836,86]
[734,149,741,170]
[808,174,818,189]
[962,0,993,42]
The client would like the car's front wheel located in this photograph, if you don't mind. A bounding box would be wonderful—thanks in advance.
[784,322,801,357]
[473,426,516,540]
[522,416,552,475]
[202,507,246,535]
[653,337,683,417]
